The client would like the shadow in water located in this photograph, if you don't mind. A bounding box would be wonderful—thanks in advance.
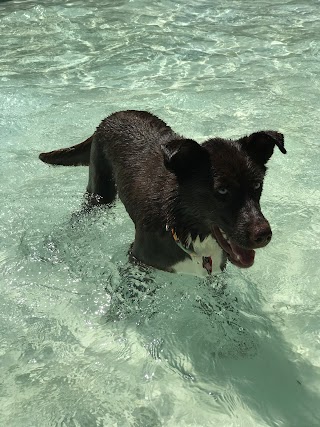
[106,266,320,426]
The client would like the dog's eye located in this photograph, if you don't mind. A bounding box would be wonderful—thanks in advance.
[217,188,228,195]
[253,182,262,190]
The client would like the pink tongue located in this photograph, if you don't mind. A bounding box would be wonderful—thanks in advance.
[212,227,255,268]
[229,241,255,267]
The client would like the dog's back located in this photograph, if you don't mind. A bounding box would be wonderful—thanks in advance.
[88,111,182,227]
[39,110,174,205]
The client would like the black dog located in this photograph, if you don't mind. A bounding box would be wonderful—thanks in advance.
[39,110,286,276]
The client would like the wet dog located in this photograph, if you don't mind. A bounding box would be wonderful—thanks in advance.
[39,110,286,276]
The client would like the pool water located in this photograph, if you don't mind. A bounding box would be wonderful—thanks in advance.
[1,0,320,425]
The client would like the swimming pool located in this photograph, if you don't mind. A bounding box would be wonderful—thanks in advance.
[1,0,320,425]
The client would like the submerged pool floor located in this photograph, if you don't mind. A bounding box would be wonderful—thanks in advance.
[1,0,320,426]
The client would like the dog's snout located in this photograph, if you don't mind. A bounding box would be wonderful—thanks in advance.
[252,223,272,247]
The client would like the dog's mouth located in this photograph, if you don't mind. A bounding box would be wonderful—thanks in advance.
[212,226,255,268]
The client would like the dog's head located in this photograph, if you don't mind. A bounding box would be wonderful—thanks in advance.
[161,131,286,268]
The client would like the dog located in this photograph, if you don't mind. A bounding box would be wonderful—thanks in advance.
[39,110,286,277]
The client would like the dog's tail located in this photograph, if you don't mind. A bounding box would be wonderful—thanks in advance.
[39,135,93,166]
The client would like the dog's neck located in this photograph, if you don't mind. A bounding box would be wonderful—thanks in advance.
[167,225,196,256]
[167,224,217,275]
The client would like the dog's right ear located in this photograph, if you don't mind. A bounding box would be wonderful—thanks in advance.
[161,139,209,177]
[241,131,286,165]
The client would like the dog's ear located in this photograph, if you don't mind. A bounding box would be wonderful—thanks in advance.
[161,139,209,177]
[241,131,286,165]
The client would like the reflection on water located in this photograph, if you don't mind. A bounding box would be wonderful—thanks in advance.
[0,0,320,426]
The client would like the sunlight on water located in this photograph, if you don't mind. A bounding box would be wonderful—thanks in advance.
[1,0,320,426]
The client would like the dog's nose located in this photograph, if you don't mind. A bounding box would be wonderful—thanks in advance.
[252,223,272,247]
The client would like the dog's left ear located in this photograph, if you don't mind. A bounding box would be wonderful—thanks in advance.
[241,131,286,165]
[161,138,209,177]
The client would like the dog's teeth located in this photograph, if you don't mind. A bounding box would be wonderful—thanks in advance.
[219,228,229,241]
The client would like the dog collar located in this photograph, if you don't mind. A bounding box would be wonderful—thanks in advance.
[170,228,196,256]
[167,225,213,274]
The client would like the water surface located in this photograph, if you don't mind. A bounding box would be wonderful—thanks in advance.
[1,0,320,426]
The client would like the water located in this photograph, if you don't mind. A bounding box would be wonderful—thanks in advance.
[1,0,320,425]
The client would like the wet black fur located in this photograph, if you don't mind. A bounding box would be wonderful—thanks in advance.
[39,110,286,272]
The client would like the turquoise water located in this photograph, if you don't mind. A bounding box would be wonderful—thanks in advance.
[1,0,320,425]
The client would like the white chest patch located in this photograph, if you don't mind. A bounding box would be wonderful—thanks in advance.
[171,234,224,277]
